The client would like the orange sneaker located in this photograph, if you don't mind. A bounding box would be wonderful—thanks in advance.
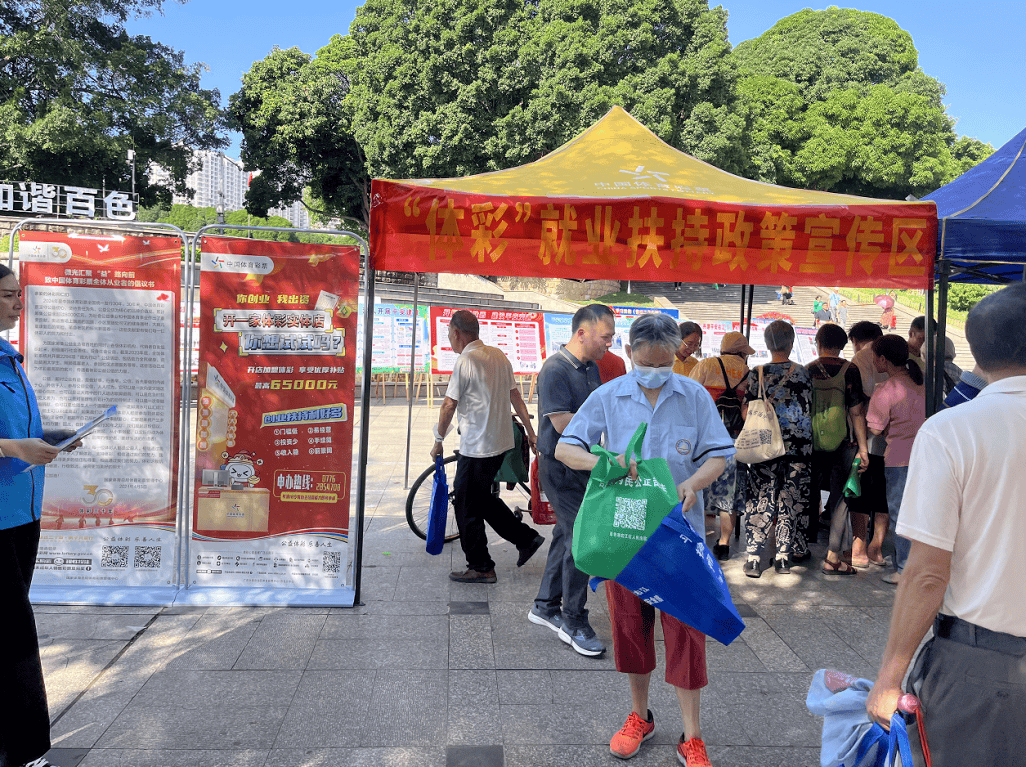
[609,709,655,759]
[677,735,712,766]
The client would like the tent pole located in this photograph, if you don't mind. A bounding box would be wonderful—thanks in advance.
[403,274,419,488]
[925,282,936,415]
[934,261,950,414]
[354,259,376,605]
[739,285,747,331]
[745,285,755,338]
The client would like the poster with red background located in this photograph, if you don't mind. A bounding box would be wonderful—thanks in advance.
[18,231,182,591]
[430,306,546,374]
[191,237,358,591]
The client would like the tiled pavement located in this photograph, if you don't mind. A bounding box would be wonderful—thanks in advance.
[36,402,898,767]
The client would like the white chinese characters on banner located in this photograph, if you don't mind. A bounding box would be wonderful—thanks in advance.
[0,181,136,220]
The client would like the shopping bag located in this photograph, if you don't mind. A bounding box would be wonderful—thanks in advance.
[425,455,449,555]
[734,366,786,464]
[602,502,746,645]
[571,422,679,580]
[843,457,863,499]
[806,669,918,767]
[529,457,557,525]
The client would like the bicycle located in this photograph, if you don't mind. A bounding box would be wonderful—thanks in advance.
[406,416,533,543]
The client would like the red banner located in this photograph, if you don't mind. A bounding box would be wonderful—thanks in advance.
[18,231,182,590]
[372,181,937,289]
[429,306,546,374]
[191,237,359,590]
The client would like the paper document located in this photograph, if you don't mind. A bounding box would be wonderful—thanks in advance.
[54,405,118,450]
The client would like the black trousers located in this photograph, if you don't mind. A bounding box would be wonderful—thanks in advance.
[0,520,50,767]
[453,452,537,573]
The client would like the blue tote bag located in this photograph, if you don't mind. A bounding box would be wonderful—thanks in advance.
[425,456,449,555]
[592,502,746,645]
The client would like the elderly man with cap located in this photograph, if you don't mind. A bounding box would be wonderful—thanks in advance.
[688,331,755,560]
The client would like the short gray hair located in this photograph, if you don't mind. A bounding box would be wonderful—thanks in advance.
[628,313,680,354]
[764,320,795,353]
[449,310,479,338]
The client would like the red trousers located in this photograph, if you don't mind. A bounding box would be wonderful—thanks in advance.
[605,580,708,690]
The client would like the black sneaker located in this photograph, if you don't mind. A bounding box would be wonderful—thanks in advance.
[712,543,730,561]
[517,534,545,567]
[743,560,761,578]
[774,557,791,574]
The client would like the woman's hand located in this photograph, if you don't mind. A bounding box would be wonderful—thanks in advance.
[6,438,62,465]
[615,453,638,480]
[676,482,698,511]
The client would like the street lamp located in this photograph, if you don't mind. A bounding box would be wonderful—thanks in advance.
[127,149,136,199]
[215,201,225,225]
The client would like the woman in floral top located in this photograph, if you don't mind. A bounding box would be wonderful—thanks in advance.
[742,321,814,577]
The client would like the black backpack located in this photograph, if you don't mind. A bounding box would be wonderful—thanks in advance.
[714,357,745,438]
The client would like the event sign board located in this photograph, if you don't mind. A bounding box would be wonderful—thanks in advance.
[191,237,358,592]
[355,300,430,373]
[609,305,679,368]
[19,231,181,592]
[430,307,545,374]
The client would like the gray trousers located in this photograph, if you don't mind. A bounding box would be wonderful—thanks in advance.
[533,455,591,631]
[906,619,1026,766]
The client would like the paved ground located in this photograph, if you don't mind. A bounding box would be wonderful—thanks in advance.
[35,401,898,767]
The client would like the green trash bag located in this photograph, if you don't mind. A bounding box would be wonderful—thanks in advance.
[843,457,863,499]
[571,422,680,580]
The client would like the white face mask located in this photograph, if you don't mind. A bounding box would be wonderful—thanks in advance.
[633,365,673,389]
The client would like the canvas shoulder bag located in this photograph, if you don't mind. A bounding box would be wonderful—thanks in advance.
[734,365,787,464]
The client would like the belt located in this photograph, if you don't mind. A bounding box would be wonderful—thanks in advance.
[935,614,1026,656]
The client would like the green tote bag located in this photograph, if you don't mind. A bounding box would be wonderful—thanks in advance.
[571,422,681,580]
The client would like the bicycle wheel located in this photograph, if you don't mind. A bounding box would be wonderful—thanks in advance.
[406,454,461,542]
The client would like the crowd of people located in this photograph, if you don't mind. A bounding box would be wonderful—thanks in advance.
[429,284,1020,765]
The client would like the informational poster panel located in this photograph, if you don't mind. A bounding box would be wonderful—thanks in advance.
[430,307,545,374]
[543,314,573,356]
[355,299,430,373]
[609,305,680,368]
[19,231,181,600]
[190,237,358,600]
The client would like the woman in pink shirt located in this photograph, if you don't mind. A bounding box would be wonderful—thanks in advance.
[865,335,926,585]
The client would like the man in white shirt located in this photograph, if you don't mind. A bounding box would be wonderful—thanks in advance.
[867,283,1026,762]
[431,310,543,583]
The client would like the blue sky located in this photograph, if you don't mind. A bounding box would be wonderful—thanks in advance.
[129,0,1024,160]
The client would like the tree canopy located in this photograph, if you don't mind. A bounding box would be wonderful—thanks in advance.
[731,8,992,198]
[232,0,746,226]
[0,0,228,205]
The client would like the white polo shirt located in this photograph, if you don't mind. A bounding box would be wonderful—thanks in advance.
[897,375,1026,637]
[445,339,516,458]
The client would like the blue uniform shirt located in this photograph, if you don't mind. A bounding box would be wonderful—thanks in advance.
[0,337,45,530]
[559,369,736,532]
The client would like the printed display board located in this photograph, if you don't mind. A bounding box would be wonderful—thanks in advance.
[609,305,680,368]
[355,300,430,373]
[191,237,358,591]
[430,307,545,374]
[19,231,181,590]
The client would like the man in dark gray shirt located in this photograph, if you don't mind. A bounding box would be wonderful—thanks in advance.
[529,304,614,657]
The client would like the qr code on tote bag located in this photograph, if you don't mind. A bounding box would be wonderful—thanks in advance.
[614,497,648,530]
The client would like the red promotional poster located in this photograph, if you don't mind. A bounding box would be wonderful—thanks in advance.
[192,237,358,591]
[429,306,545,375]
[17,231,182,591]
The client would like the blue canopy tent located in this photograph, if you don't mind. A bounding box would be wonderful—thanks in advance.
[919,125,1026,410]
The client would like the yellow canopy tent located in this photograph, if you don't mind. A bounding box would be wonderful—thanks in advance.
[371,106,935,288]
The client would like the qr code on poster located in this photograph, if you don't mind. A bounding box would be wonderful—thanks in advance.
[613,498,648,531]
[134,546,161,569]
[322,551,341,574]
[101,545,129,568]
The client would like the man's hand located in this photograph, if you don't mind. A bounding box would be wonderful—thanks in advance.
[429,441,443,459]
[677,482,698,511]
[866,683,901,729]
[526,431,538,454]
[857,448,870,474]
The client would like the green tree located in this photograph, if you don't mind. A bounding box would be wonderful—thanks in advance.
[231,0,745,226]
[0,0,229,205]
[731,8,993,198]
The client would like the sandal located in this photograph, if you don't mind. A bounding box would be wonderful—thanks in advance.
[822,559,858,575]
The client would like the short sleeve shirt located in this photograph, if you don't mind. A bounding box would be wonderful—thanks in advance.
[444,340,516,458]
[596,351,627,383]
[559,370,736,532]
[536,346,602,458]
[744,362,814,457]
[865,377,925,467]
[806,357,867,447]
[689,354,749,401]
[897,376,1026,636]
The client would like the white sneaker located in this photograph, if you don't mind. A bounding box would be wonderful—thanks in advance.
[882,571,901,585]
[22,758,54,767]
